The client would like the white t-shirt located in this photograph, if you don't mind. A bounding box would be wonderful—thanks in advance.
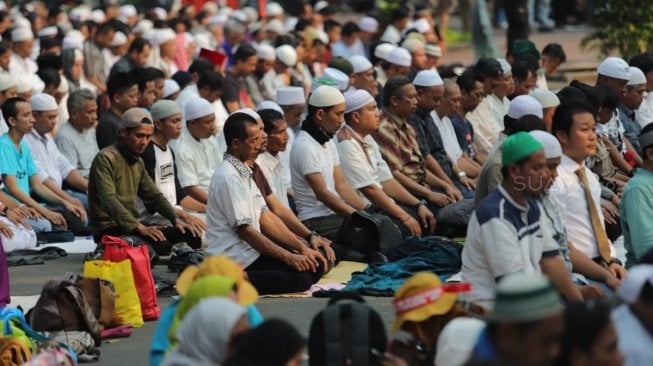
[205,155,268,267]
[153,144,177,206]
[173,128,222,192]
[278,127,295,189]
[290,130,340,221]
[636,91,653,129]
[433,113,464,163]
[255,151,289,208]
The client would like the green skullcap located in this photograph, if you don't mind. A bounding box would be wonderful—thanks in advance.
[501,131,543,167]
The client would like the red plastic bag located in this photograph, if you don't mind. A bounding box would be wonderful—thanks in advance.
[101,236,160,321]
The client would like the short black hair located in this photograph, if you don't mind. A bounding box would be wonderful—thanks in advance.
[37,67,61,89]
[341,21,360,37]
[129,37,150,54]
[511,59,532,83]
[599,84,619,110]
[258,109,285,134]
[551,101,595,137]
[131,67,160,92]
[0,41,8,55]
[197,70,223,92]
[383,76,412,107]
[456,68,481,93]
[630,52,653,76]
[96,22,114,36]
[323,20,341,34]
[107,72,137,100]
[558,301,612,364]
[2,97,27,125]
[475,58,503,80]
[273,34,298,48]
[36,52,62,71]
[223,112,258,147]
[640,123,653,160]
[306,104,335,122]
[234,44,257,63]
[390,6,410,23]
[542,43,566,63]
[189,57,215,76]
[510,114,546,135]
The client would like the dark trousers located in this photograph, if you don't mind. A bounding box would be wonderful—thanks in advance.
[96,224,202,255]
[504,0,530,52]
[245,255,324,294]
[49,205,89,236]
[302,214,345,241]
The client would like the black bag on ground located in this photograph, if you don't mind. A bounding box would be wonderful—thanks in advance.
[335,210,403,255]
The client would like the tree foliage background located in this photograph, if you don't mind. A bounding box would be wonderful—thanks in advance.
[581,0,653,59]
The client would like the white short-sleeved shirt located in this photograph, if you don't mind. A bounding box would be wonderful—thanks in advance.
[466,97,494,156]
[153,144,176,206]
[205,154,268,267]
[432,113,464,163]
[255,151,289,208]
[25,130,75,187]
[278,127,296,189]
[173,128,222,192]
[548,154,616,259]
[55,123,99,178]
[290,130,340,221]
[636,92,653,129]
[462,186,559,306]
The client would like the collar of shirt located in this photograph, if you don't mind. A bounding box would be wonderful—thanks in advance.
[618,103,636,121]
[116,142,141,164]
[414,107,432,120]
[342,124,368,147]
[224,153,252,179]
[497,185,530,213]
[29,129,49,146]
[559,154,585,176]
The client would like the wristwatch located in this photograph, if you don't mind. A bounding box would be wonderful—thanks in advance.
[457,171,467,178]
[305,231,319,242]
[413,199,427,210]
[609,257,623,266]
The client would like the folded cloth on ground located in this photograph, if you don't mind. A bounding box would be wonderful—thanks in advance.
[6,247,68,266]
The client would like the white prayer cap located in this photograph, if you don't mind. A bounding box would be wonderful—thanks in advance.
[276,87,305,106]
[257,100,283,113]
[154,7,168,21]
[413,70,443,87]
[497,58,512,74]
[69,6,92,22]
[11,27,33,42]
[111,31,128,47]
[266,2,284,17]
[530,88,560,109]
[37,26,58,38]
[276,45,297,67]
[266,19,285,35]
[13,17,31,30]
[242,7,259,22]
[0,74,17,92]
[194,33,211,50]
[232,108,262,123]
[617,265,653,304]
[507,95,543,119]
[150,28,176,48]
[203,2,219,14]
[598,56,630,80]
[62,31,84,50]
[15,75,32,94]
[344,89,375,114]
[256,44,276,61]
[401,38,425,53]
[231,10,248,23]
[184,98,214,121]
[30,93,58,111]
[322,67,349,92]
[435,318,486,366]
[219,7,234,17]
[386,47,411,67]
[358,16,379,33]
[628,66,647,86]
[208,14,229,27]
[119,5,137,18]
[350,55,373,74]
[412,18,431,34]
[92,9,106,24]
[151,99,182,120]
[134,19,154,34]
[374,43,396,61]
[162,79,180,98]
[529,131,562,159]
[314,0,329,12]
[425,43,443,58]
[249,21,264,34]
[309,86,345,107]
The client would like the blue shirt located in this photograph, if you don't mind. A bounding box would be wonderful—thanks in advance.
[0,133,37,199]
[621,168,653,268]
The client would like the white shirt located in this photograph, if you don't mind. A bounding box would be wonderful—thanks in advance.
[290,130,340,221]
[255,151,289,208]
[173,128,222,193]
[612,304,653,366]
[24,130,75,187]
[466,96,495,156]
[102,49,121,79]
[433,113,464,163]
[636,91,653,129]
[175,84,228,134]
[9,52,44,93]
[205,154,268,267]
[381,25,401,44]
[548,154,616,258]
[54,123,99,178]
[153,144,177,206]
[278,127,296,189]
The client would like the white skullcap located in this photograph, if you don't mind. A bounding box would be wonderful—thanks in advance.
[628,66,647,86]
[309,86,345,107]
[13,17,31,30]
[69,6,92,22]
[162,79,180,98]
[413,70,443,87]
[154,7,168,21]
[412,18,431,34]
[425,43,443,57]
[37,26,58,38]
[30,93,58,111]
[232,108,261,123]
[598,57,630,81]
[530,88,560,109]
[323,67,349,92]
[184,98,214,121]
[276,87,305,105]
[194,33,211,50]
[73,49,84,62]
[203,2,219,14]
[350,55,373,74]
[111,31,128,47]
[15,75,32,94]
[617,265,653,304]
[219,7,234,17]
[344,89,375,114]
[386,47,412,67]
[120,5,137,18]
[242,7,259,22]
[0,74,17,92]
[151,99,182,120]
[276,45,297,67]
[374,43,396,61]
[11,27,33,42]
[151,28,176,48]
[57,77,69,94]
[435,318,486,366]
[134,19,154,34]
[314,0,329,12]
[401,38,424,53]
[529,131,562,159]
[267,19,285,35]
[208,14,229,26]
[266,2,284,17]
[497,58,512,74]
[92,9,106,24]
[256,44,276,61]
[231,10,248,23]
[62,32,84,50]
[507,95,543,119]
[257,100,283,113]
[358,16,379,33]
[315,30,329,45]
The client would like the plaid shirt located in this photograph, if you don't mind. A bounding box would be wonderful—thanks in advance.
[407,108,453,178]
[371,109,426,183]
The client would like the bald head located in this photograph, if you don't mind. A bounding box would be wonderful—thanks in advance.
[437,79,463,117]
[443,79,460,97]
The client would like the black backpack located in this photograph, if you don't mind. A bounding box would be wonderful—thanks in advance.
[308,297,387,366]
[335,210,403,255]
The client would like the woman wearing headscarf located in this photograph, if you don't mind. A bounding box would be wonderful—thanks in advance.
[61,48,96,94]
[161,297,249,366]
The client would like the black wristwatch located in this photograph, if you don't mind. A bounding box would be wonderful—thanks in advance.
[609,257,623,266]
[305,231,318,242]
[413,199,427,210]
